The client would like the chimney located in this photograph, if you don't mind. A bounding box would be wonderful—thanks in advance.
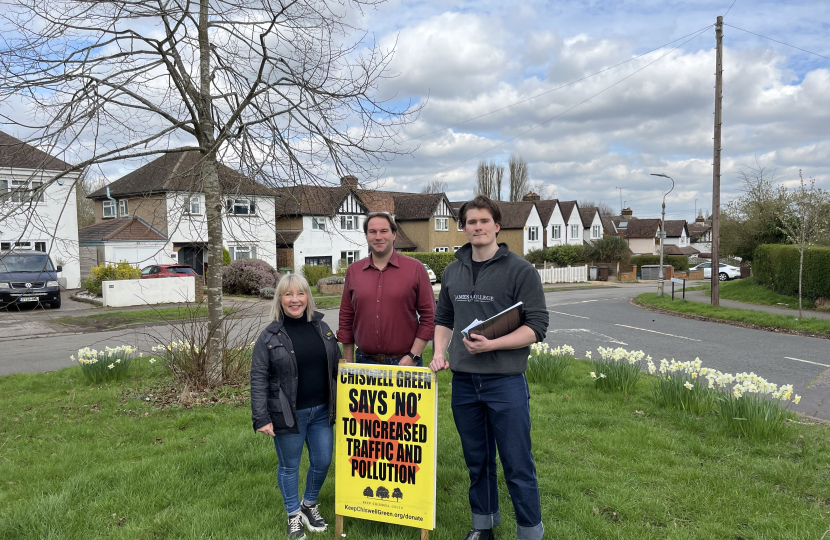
[522,192,540,202]
[695,210,705,223]
[621,207,633,219]
[340,175,359,189]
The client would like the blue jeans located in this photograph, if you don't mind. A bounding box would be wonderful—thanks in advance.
[451,373,544,540]
[272,403,333,515]
[355,349,423,367]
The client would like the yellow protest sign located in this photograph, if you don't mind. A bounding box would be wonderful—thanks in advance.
[335,364,437,531]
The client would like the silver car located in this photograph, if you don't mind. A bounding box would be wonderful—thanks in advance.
[690,262,741,281]
[423,263,437,284]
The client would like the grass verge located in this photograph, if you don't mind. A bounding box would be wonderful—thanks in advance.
[695,277,815,310]
[636,293,830,335]
[56,307,235,330]
[1,354,829,539]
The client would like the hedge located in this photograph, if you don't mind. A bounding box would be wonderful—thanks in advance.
[405,252,456,282]
[301,265,333,290]
[753,244,830,302]
[523,244,586,266]
[629,254,689,272]
[83,261,141,296]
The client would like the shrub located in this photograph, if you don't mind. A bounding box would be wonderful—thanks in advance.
[588,346,647,394]
[222,247,232,266]
[524,248,549,265]
[526,343,573,387]
[83,260,141,295]
[222,258,278,295]
[302,264,333,290]
[71,345,140,384]
[753,244,830,302]
[259,287,275,299]
[549,244,584,266]
[629,254,689,272]
[584,235,630,263]
[406,252,456,282]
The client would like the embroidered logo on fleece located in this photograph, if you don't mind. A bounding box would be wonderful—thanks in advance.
[454,294,494,303]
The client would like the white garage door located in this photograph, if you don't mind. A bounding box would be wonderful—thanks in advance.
[112,246,166,267]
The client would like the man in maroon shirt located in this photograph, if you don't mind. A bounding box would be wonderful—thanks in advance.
[337,212,435,366]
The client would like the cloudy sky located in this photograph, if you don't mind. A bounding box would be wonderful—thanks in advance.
[355,0,830,220]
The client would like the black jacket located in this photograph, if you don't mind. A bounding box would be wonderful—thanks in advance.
[250,312,340,433]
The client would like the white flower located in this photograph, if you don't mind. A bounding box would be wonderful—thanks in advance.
[108,363,115,369]
[599,373,606,378]
[590,372,596,379]
[684,381,693,390]
[794,394,801,404]
[149,358,157,364]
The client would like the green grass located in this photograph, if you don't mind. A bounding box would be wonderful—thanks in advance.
[637,293,830,334]
[695,277,815,310]
[2,352,830,539]
[57,307,235,330]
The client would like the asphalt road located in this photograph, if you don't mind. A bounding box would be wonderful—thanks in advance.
[2,283,829,420]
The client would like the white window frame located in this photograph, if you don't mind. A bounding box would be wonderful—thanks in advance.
[184,196,201,215]
[119,199,129,217]
[435,217,449,231]
[103,200,116,218]
[0,178,7,199]
[457,219,464,231]
[528,226,539,241]
[230,245,257,261]
[552,225,561,240]
[571,224,579,239]
[592,225,601,239]
[227,197,255,216]
[34,241,47,252]
[453,246,462,251]
[341,250,360,265]
[340,215,359,230]
[312,217,327,230]
[434,246,449,253]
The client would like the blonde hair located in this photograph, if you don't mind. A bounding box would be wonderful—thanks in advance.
[270,274,316,322]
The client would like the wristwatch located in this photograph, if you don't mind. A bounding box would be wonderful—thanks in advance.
[405,352,422,363]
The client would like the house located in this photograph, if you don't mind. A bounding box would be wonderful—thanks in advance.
[688,214,712,257]
[0,131,82,288]
[533,198,565,248]
[558,201,584,245]
[77,216,170,278]
[624,218,662,255]
[86,151,277,277]
[579,206,604,243]
[495,201,544,255]
[392,192,461,253]
[600,214,619,237]
[662,220,699,258]
[610,207,635,236]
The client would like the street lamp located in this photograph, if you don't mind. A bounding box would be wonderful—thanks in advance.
[650,173,675,297]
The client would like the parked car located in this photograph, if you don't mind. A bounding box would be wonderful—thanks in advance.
[0,250,62,309]
[140,264,198,279]
[690,262,741,281]
[423,263,437,284]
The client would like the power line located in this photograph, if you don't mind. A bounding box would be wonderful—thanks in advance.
[724,23,830,61]
[723,0,738,18]
[404,25,715,142]
[410,24,713,184]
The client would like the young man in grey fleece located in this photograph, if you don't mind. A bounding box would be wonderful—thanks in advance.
[430,195,549,540]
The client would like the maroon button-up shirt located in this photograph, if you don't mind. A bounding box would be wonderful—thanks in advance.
[337,251,435,355]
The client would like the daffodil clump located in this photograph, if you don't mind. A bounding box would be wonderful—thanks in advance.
[150,339,255,384]
[647,357,718,415]
[588,346,648,393]
[526,342,574,387]
[71,345,144,383]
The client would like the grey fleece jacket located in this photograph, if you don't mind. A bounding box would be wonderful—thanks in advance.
[434,242,549,375]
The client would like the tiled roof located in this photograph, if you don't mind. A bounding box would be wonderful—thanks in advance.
[394,227,417,250]
[275,186,355,216]
[0,130,71,171]
[89,151,274,199]
[78,217,166,242]
[275,230,303,246]
[624,218,662,238]
[496,201,535,229]
[664,220,688,238]
[392,193,443,220]
[558,200,577,222]
[687,222,711,242]
[357,189,396,214]
[664,245,700,256]
[601,215,617,234]
[578,207,598,228]
[534,200,559,226]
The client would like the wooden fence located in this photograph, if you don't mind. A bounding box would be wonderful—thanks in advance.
[536,264,588,284]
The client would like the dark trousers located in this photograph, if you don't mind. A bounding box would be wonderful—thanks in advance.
[451,372,544,540]
[355,349,423,367]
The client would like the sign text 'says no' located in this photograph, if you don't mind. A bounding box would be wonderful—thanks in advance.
[335,365,437,530]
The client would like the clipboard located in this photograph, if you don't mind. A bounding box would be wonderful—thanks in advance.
[461,302,524,340]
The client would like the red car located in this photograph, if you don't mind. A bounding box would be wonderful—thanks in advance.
[140,264,198,279]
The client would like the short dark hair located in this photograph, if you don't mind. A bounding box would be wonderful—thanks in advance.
[459,195,502,227]
[363,212,398,234]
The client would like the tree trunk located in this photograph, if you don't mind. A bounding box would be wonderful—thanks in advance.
[798,244,804,319]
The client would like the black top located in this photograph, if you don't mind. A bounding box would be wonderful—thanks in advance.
[471,259,487,284]
[282,312,329,410]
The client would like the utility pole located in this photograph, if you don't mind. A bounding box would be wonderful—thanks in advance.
[711,16,723,306]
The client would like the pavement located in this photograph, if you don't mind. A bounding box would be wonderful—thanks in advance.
[2,280,829,422]
[681,287,830,320]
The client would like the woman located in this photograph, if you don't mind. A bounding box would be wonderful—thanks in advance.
[251,273,340,540]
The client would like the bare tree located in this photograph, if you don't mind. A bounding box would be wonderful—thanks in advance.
[775,170,830,318]
[475,160,503,200]
[508,154,529,202]
[76,177,107,228]
[527,180,556,201]
[420,179,448,194]
[0,0,413,381]
[579,200,615,216]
